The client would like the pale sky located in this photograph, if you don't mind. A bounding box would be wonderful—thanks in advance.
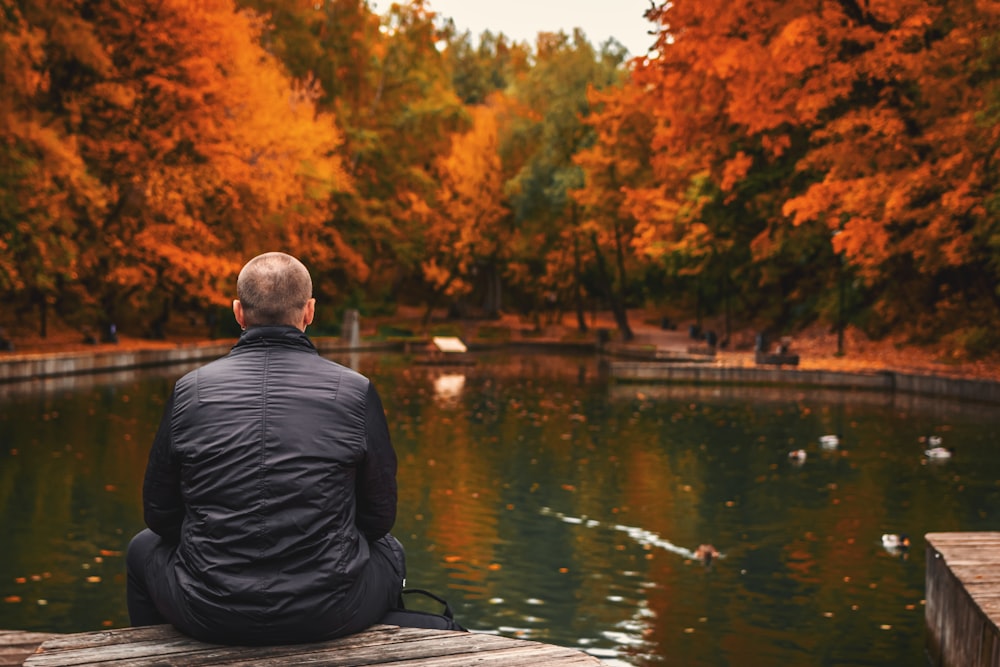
[421,0,659,57]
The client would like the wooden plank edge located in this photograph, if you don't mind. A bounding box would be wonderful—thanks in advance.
[25,626,491,667]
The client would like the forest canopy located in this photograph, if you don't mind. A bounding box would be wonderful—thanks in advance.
[1,0,997,355]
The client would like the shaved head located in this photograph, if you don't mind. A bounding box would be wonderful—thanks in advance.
[235,252,313,328]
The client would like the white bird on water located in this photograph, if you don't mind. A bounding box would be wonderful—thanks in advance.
[923,436,953,459]
[925,445,954,460]
[881,534,910,550]
[819,435,840,449]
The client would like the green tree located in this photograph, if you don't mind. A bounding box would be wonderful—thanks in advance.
[501,29,627,331]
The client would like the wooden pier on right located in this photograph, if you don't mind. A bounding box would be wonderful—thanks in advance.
[926,532,1000,666]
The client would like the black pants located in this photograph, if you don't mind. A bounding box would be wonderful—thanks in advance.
[126,529,406,643]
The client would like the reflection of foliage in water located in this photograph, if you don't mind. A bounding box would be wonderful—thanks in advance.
[1,351,998,667]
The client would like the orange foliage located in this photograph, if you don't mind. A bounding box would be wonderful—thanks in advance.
[624,0,1000,334]
[2,0,348,331]
[424,105,509,301]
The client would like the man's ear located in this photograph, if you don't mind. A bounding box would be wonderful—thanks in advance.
[302,298,316,330]
[233,300,246,330]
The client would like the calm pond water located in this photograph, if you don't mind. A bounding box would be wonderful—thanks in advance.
[1,349,999,666]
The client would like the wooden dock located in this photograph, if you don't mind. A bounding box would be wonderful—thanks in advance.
[6,624,601,666]
[926,532,1000,667]
[1,631,57,667]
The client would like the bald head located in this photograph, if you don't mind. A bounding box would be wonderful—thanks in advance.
[233,252,315,330]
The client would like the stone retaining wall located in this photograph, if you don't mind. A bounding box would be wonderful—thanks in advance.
[0,338,404,384]
[0,342,233,383]
[608,361,1000,405]
[1,342,997,405]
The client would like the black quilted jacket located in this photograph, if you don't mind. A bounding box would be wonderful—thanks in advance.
[142,325,397,641]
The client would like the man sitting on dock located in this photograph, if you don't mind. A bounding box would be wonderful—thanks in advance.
[126,252,405,645]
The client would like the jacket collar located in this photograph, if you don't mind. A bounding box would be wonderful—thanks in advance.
[233,326,317,352]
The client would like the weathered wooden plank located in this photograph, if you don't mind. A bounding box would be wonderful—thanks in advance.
[172,631,522,667]
[204,634,595,667]
[30,624,411,655]
[23,624,602,666]
[950,570,1000,585]
[357,643,603,666]
[26,626,441,666]
[926,532,1000,546]
[0,631,58,667]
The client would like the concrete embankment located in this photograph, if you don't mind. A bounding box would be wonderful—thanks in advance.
[0,338,997,405]
[608,361,1000,405]
[0,342,234,383]
[0,338,400,384]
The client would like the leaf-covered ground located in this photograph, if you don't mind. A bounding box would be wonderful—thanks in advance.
[2,309,997,382]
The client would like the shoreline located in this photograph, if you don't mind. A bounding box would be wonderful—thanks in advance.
[1,334,998,405]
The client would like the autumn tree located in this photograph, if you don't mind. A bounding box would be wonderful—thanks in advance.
[573,76,656,340]
[2,0,348,338]
[242,0,469,316]
[420,104,509,323]
[441,28,531,106]
[500,29,628,332]
[0,1,107,336]
[632,0,1000,350]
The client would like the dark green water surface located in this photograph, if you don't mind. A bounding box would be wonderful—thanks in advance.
[1,349,999,666]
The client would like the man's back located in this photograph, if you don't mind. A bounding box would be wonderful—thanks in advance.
[128,252,404,645]
[141,326,399,643]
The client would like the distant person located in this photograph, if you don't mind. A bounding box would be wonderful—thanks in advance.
[126,252,405,644]
[0,327,13,352]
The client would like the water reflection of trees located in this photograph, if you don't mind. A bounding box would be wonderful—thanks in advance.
[0,375,166,632]
[1,351,995,663]
[375,351,986,663]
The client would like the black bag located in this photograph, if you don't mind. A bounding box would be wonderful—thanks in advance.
[380,588,467,631]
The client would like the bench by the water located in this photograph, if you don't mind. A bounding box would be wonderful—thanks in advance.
[16,623,601,666]
[754,351,800,366]
[754,334,799,367]
[926,532,1000,667]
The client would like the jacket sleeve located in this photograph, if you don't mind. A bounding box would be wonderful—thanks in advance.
[355,382,398,541]
[143,391,183,543]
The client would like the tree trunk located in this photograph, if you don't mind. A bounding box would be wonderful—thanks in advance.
[150,297,170,339]
[38,298,47,338]
[590,232,633,341]
[572,232,588,333]
[481,261,502,318]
